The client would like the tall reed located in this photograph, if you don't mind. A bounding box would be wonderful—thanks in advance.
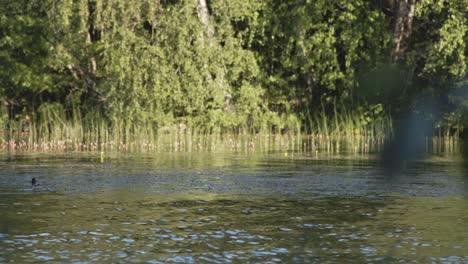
[10,103,460,154]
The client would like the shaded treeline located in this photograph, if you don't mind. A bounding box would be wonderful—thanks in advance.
[0,0,466,150]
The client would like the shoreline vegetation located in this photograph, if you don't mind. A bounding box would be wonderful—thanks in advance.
[1,1,466,154]
[0,112,460,154]
[3,114,391,153]
[0,132,460,154]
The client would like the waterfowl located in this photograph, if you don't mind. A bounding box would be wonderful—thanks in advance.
[32,177,36,187]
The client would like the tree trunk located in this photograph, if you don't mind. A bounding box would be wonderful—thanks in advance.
[196,0,214,46]
[196,0,231,110]
[295,23,315,108]
[87,32,97,73]
[87,0,97,73]
[391,0,415,62]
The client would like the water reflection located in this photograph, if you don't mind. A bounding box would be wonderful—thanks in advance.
[0,152,464,197]
[0,152,467,263]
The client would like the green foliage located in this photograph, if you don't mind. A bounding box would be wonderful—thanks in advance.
[413,0,467,81]
[254,1,389,113]
[0,0,466,148]
[0,1,60,106]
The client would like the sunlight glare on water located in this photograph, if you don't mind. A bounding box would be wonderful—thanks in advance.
[0,152,467,263]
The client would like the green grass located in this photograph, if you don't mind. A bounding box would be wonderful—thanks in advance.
[0,113,388,154]
[1,105,460,154]
[307,102,393,154]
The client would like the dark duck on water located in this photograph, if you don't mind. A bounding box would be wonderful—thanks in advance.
[31,177,46,191]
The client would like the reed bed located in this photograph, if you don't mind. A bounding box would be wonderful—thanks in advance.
[0,118,390,154]
[0,132,388,154]
[0,107,461,154]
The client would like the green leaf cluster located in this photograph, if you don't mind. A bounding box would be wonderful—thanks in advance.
[0,0,466,137]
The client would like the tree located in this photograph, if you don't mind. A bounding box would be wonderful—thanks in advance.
[254,0,389,128]
[391,0,416,62]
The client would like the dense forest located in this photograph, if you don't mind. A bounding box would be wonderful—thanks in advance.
[0,0,467,148]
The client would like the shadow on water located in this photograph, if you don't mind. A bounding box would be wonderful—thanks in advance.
[381,98,468,195]
[382,97,438,177]
[356,63,468,193]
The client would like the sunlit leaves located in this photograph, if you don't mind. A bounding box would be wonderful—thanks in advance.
[0,0,466,134]
[256,0,389,112]
[413,0,467,81]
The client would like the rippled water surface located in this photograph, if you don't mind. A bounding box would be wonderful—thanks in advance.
[0,152,467,263]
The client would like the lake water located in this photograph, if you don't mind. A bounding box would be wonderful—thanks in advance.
[0,152,467,263]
